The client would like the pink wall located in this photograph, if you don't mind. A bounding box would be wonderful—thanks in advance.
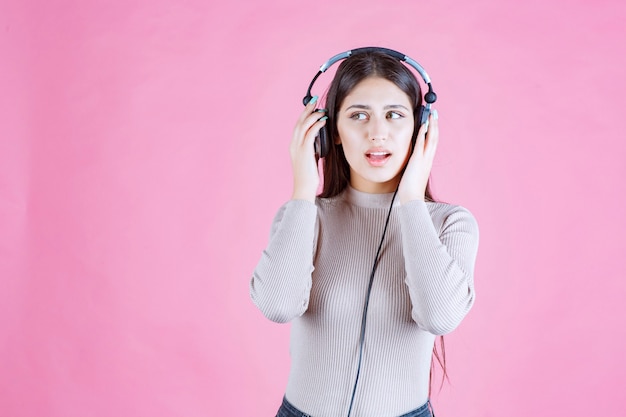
[2,0,625,415]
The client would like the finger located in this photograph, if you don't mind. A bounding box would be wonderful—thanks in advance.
[292,114,328,152]
[302,116,328,149]
[297,95,321,123]
[294,107,327,143]
[293,119,327,156]
[304,108,328,127]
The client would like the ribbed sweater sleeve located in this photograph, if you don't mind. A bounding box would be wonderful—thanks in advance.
[400,200,479,335]
[250,200,318,323]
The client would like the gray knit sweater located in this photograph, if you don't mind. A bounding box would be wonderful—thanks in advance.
[250,186,479,417]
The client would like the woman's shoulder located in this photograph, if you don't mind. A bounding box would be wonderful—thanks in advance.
[314,191,349,209]
[267,198,319,228]
[426,200,473,215]
[425,200,479,232]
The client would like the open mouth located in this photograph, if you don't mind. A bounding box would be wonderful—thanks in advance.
[366,151,391,166]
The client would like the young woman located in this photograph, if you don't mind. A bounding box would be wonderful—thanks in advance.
[250,50,479,417]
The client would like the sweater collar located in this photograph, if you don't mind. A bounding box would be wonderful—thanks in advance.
[343,186,400,209]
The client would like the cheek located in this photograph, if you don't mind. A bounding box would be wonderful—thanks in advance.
[336,133,362,164]
[336,123,359,147]
[398,125,415,159]
[399,123,415,143]
[335,121,345,145]
[341,141,360,162]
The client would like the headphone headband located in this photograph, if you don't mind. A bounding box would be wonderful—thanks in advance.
[303,46,437,106]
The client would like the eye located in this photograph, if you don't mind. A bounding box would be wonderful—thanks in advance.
[387,111,403,119]
[350,112,368,121]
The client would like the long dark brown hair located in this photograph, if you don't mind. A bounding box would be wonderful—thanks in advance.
[318,51,447,391]
[319,51,435,202]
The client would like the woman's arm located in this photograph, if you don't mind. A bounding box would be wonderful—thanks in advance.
[250,96,326,322]
[249,200,318,323]
[400,202,479,335]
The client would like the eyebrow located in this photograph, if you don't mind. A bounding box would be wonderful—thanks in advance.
[344,104,411,112]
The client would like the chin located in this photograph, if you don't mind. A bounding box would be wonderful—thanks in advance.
[371,167,403,183]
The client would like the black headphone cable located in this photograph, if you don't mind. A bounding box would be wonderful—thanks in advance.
[346,186,399,417]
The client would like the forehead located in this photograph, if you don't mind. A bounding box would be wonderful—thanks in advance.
[341,77,412,108]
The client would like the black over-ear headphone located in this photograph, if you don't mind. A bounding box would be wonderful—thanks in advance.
[303,47,437,158]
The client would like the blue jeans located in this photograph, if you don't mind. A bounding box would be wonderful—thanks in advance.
[276,396,434,417]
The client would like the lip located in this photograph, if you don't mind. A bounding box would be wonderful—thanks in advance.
[365,147,392,167]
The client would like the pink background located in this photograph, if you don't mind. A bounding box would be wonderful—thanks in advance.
[2,0,625,416]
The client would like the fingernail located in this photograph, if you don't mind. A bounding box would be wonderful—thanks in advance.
[433,109,438,120]
[308,95,318,105]
[424,120,430,131]
[318,116,328,121]
[314,108,327,113]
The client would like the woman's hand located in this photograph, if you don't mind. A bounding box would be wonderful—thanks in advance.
[398,109,439,204]
[290,96,328,202]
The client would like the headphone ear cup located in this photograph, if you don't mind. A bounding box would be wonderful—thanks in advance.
[419,105,430,126]
[412,105,429,149]
[315,126,330,158]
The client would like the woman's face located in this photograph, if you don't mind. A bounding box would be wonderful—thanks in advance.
[336,76,415,193]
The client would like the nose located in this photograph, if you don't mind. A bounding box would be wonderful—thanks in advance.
[368,117,387,142]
